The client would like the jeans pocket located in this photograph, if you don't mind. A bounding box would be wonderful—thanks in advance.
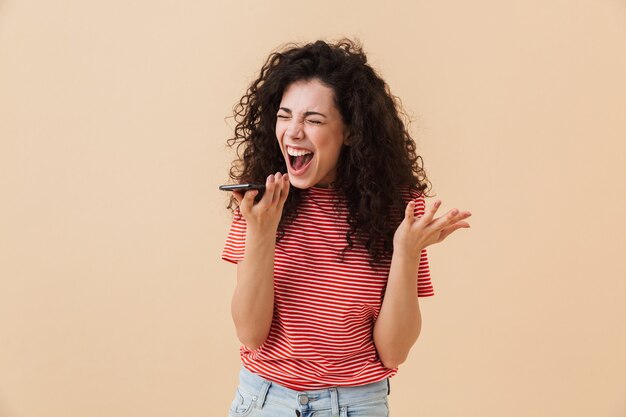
[228,387,257,417]
[345,397,388,417]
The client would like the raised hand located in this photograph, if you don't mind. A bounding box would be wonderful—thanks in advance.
[393,199,471,259]
[232,172,290,236]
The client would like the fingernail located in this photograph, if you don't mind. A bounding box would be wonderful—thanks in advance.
[268,175,274,183]
[452,209,459,215]
[436,200,441,206]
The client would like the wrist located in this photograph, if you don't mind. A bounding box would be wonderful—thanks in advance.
[391,248,423,271]
[245,225,277,248]
[246,221,279,239]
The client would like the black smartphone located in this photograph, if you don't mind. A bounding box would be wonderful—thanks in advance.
[219,183,266,201]
[219,183,266,192]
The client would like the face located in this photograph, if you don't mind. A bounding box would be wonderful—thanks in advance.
[276,78,348,189]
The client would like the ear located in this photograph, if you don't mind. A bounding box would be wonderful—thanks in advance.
[343,130,351,146]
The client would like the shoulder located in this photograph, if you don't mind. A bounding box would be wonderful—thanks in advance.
[398,184,426,202]
[397,185,427,217]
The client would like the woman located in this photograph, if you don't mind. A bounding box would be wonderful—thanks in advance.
[221,38,471,417]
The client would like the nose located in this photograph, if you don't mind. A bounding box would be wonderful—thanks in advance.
[285,119,304,141]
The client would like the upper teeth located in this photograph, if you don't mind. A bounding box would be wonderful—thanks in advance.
[287,146,313,157]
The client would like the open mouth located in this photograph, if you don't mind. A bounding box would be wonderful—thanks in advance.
[286,146,314,174]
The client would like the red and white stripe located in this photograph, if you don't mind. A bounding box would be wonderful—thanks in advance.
[222,186,434,390]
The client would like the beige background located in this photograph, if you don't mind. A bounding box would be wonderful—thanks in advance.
[1,0,625,416]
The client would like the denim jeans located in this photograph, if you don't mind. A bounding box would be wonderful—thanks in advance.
[228,365,390,417]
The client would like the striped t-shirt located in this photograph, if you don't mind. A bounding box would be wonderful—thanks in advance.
[222,186,434,390]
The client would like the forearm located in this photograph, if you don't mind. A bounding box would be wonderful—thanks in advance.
[373,251,422,368]
[230,230,276,350]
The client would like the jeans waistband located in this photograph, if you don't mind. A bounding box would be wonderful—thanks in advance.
[237,365,389,412]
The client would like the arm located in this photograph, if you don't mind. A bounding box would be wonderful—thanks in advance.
[230,227,277,350]
[373,251,422,369]
[374,198,472,368]
[230,173,290,350]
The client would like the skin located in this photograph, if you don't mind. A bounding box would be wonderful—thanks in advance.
[275,78,348,189]
[373,199,471,368]
[230,172,290,349]
[230,79,472,367]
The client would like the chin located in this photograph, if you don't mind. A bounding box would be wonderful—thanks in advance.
[286,172,319,190]
[288,177,313,190]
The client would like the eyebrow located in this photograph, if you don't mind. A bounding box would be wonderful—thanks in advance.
[278,107,327,118]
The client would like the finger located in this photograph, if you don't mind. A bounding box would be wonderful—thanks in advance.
[446,210,471,226]
[240,189,259,211]
[259,174,276,207]
[278,173,290,206]
[439,208,460,229]
[404,201,415,223]
[421,199,442,224]
[272,172,283,204]
[438,221,471,241]
[232,190,244,205]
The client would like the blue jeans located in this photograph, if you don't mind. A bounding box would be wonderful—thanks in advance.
[228,365,390,417]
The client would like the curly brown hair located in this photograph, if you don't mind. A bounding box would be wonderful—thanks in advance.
[226,38,432,265]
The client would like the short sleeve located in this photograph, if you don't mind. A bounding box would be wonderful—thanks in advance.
[412,191,435,297]
[221,208,247,264]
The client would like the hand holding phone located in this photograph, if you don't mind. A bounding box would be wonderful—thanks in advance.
[221,173,290,234]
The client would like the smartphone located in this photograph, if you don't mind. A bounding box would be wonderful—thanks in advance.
[218,183,266,192]
[219,183,266,201]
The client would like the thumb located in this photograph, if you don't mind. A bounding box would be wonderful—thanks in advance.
[240,189,258,210]
[404,201,415,223]
[232,190,244,205]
